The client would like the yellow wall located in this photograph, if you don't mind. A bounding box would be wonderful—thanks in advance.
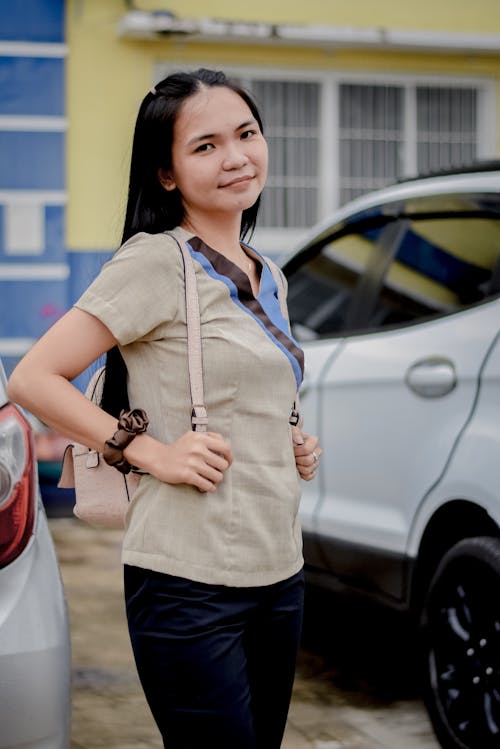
[66,0,500,250]
[113,0,500,34]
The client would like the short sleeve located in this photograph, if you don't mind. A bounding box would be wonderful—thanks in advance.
[75,232,183,345]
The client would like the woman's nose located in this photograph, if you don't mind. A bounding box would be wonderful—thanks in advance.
[222,144,249,170]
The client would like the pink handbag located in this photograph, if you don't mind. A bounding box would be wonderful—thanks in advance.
[58,233,207,529]
[58,368,141,528]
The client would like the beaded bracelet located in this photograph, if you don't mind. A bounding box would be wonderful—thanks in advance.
[103,408,149,474]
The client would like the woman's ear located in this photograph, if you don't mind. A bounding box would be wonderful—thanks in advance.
[158,168,176,192]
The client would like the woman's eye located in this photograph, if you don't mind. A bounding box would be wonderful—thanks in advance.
[241,130,257,140]
[195,143,214,153]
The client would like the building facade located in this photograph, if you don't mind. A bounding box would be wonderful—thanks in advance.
[0,1,68,375]
[2,0,500,374]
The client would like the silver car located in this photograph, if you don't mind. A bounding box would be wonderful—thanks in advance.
[0,359,71,748]
[283,164,500,749]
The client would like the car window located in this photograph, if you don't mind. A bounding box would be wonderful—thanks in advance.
[365,214,500,329]
[285,222,388,339]
[285,191,500,340]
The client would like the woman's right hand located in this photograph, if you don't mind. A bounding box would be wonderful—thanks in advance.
[127,431,233,493]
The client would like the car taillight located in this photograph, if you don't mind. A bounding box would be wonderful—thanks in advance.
[0,404,36,568]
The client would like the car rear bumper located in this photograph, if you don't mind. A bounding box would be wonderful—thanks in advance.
[0,503,71,749]
[0,645,71,748]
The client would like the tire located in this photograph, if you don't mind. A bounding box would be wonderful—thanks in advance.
[420,536,500,749]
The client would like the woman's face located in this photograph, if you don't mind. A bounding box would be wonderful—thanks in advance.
[161,86,268,225]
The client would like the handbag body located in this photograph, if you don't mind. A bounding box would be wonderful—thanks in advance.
[58,368,141,528]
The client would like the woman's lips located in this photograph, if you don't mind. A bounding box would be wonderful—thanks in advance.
[219,175,254,188]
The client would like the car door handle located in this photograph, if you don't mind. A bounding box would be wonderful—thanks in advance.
[405,357,457,398]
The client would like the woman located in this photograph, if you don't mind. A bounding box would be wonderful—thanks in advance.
[8,68,322,748]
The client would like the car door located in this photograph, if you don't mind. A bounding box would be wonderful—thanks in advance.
[315,200,500,598]
[284,212,388,567]
[311,198,500,602]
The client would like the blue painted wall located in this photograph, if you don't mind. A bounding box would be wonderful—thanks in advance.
[0,0,65,43]
[0,56,65,115]
[0,1,68,377]
[0,132,65,189]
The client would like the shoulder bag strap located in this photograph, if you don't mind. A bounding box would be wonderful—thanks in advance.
[265,259,301,427]
[266,261,289,323]
[166,232,208,433]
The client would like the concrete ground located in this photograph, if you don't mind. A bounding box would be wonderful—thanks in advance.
[49,518,440,749]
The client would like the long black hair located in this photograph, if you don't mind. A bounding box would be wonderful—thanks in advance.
[101,69,264,417]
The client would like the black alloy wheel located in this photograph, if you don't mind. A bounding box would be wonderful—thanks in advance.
[420,537,500,749]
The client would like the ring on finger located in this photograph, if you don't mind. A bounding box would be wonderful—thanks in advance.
[312,451,319,463]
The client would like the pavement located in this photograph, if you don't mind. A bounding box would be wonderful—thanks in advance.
[49,518,440,749]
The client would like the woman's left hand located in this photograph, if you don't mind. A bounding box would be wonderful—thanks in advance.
[291,426,322,481]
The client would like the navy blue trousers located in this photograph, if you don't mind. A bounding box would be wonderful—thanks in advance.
[124,565,304,749]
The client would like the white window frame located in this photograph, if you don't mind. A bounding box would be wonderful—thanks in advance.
[155,63,496,256]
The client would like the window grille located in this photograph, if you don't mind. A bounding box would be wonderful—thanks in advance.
[249,80,320,228]
[338,83,479,206]
[416,87,477,174]
[339,84,404,205]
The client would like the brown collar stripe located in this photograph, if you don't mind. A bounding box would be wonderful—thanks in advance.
[187,237,304,389]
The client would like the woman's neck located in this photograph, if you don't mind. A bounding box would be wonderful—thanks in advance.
[181,212,243,258]
[181,210,261,295]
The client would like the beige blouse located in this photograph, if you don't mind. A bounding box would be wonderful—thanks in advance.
[76,226,305,587]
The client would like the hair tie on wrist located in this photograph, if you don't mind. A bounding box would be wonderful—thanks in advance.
[118,408,149,435]
[103,408,149,474]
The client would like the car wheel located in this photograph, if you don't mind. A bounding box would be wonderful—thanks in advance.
[420,536,500,749]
